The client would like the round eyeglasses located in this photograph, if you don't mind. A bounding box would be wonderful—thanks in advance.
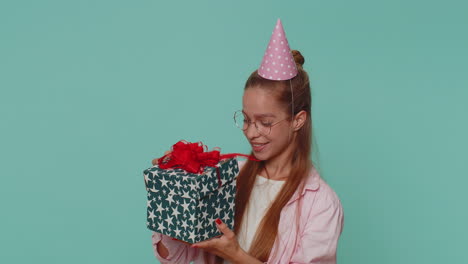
[233,110,288,135]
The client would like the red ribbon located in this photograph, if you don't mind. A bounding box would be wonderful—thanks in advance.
[157,140,260,174]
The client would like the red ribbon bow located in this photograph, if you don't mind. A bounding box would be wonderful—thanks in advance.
[157,140,259,174]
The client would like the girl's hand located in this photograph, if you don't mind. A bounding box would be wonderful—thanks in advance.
[152,150,172,165]
[170,237,191,246]
[191,218,246,262]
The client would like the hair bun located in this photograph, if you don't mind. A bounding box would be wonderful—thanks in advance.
[291,50,305,67]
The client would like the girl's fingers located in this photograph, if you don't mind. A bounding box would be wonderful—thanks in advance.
[191,238,215,249]
[215,218,235,239]
[151,150,172,165]
[171,237,191,246]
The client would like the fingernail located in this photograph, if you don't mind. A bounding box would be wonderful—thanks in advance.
[215,218,222,225]
[191,245,198,248]
[171,238,177,240]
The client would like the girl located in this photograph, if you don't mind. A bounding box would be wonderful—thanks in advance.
[151,20,344,264]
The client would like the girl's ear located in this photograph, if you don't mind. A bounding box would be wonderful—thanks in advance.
[293,110,307,131]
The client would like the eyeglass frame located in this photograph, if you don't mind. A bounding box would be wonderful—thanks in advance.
[233,110,290,135]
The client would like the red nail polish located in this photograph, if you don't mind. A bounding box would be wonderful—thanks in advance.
[215,218,222,225]
[191,245,198,248]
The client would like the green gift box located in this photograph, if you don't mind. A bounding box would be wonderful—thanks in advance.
[144,158,239,244]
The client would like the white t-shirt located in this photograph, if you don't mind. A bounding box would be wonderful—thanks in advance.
[223,175,285,264]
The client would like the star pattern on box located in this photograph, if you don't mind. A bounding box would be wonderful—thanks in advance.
[144,158,239,244]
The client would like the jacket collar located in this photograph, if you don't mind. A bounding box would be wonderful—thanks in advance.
[286,166,321,206]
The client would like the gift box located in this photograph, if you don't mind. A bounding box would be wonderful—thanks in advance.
[144,152,239,244]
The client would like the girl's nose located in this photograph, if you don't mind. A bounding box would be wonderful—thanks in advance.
[244,122,260,140]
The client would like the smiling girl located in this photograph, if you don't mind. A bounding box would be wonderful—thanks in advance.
[151,19,344,264]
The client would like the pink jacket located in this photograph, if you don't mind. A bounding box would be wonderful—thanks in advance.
[151,160,344,263]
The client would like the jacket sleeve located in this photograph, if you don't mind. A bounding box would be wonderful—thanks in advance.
[151,232,200,264]
[289,192,345,264]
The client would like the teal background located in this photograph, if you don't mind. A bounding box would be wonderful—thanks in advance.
[1,0,467,263]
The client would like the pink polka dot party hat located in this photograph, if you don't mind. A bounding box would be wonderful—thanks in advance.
[258,18,298,81]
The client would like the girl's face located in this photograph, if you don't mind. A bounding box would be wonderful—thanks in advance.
[242,87,293,161]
